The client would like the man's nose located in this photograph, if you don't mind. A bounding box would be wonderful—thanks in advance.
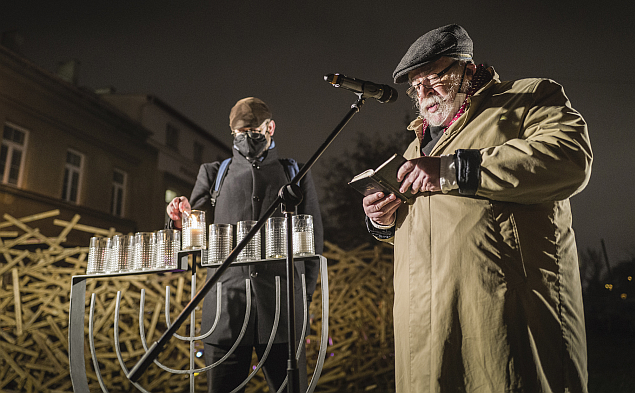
[421,85,436,97]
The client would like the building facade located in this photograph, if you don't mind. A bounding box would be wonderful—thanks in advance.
[0,40,230,247]
[98,93,232,213]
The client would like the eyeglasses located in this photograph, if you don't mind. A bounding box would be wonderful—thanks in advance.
[231,129,265,137]
[231,121,270,136]
[406,61,458,98]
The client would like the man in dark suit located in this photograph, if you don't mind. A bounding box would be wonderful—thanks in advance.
[167,97,323,393]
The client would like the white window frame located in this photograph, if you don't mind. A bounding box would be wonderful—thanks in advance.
[1,122,29,187]
[111,168,127,217]
[62,149,84,204]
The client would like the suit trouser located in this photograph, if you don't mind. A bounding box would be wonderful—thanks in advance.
[204,341,308,393]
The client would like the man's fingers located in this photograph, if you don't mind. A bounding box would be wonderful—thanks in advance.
[383,198,402,214]
[364,192,398,216]
[400,173,414,194]
[175,197,191,213]
[374,198,401,225]
[167,196,190,220]
[397,161,414,182]
[364,191,387,204]
[368,193,399,211]
[370,195,401,216]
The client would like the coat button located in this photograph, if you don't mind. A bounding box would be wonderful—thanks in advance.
[250,272,258,278]
[253,195,261,202]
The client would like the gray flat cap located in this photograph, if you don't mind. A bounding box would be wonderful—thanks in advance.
[393,24,473,84]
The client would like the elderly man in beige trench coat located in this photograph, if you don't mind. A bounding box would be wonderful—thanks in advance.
[363,24,592,393]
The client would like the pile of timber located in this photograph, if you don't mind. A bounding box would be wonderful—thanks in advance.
[306,242,396,392]
[0,210,396,392]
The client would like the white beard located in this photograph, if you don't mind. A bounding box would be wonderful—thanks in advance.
[416,72,467,127]
[418,95,457,127]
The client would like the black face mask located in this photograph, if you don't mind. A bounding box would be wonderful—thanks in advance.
[233,132,269,161]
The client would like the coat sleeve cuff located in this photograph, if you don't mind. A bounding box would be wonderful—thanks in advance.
[455,149,481,196]
[439,154,458,193]
[365,216,395,240]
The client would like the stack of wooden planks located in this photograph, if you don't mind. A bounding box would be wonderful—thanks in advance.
[306,242,395,392]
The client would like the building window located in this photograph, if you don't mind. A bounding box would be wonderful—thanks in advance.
[166,124,179,151]
[111,169,127,217]
[164,189,178,221]
[193,141,204,165]
[62,149,83,203]
[165,189,177,204]
[1,123,28,186]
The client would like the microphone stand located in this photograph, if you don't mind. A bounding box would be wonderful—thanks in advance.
[280,182,303,393]
[128,94,366,392]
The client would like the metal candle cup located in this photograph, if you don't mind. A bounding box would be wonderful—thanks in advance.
[87,236,110,274]
[265,217,287,259]
[292,214,315,256]
[205,223,233,265]
[155,229,181,269]
[107,234,134,273]
[132,232,156,271]
[236,220,261,262]
[182,209,206,250]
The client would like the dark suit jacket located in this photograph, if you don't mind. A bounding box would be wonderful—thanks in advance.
[192,145,323,346]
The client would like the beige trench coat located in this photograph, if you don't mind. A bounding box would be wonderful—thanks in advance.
[388,69,592,392]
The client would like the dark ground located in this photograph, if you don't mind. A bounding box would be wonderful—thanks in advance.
[585,298,635,393]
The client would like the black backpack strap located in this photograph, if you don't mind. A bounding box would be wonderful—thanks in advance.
[210,158,232,207]
[210,157,300,207]
[279,158,300,184]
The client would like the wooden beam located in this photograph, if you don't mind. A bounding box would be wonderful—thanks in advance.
[53,219,120,237]
[0,210,60,229]
[0,250,29,276]
[53,214,81,246]
[146,300,163,343]
[0,346,42,390]
[31,331,62,370]
[1,232,34,252]
[3,214,62,252]
[11,268,23,337]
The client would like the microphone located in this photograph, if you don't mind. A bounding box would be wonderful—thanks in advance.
[324,73,398,103]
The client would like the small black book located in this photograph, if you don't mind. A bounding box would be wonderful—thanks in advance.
[348,153,415,204]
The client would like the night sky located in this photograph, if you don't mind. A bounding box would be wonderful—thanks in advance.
[2,1,633,263]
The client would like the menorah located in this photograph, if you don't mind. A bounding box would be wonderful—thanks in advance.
[68,250,329,393]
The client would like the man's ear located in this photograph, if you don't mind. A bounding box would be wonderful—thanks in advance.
[465,63,477,78]
[267,119,276,136]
